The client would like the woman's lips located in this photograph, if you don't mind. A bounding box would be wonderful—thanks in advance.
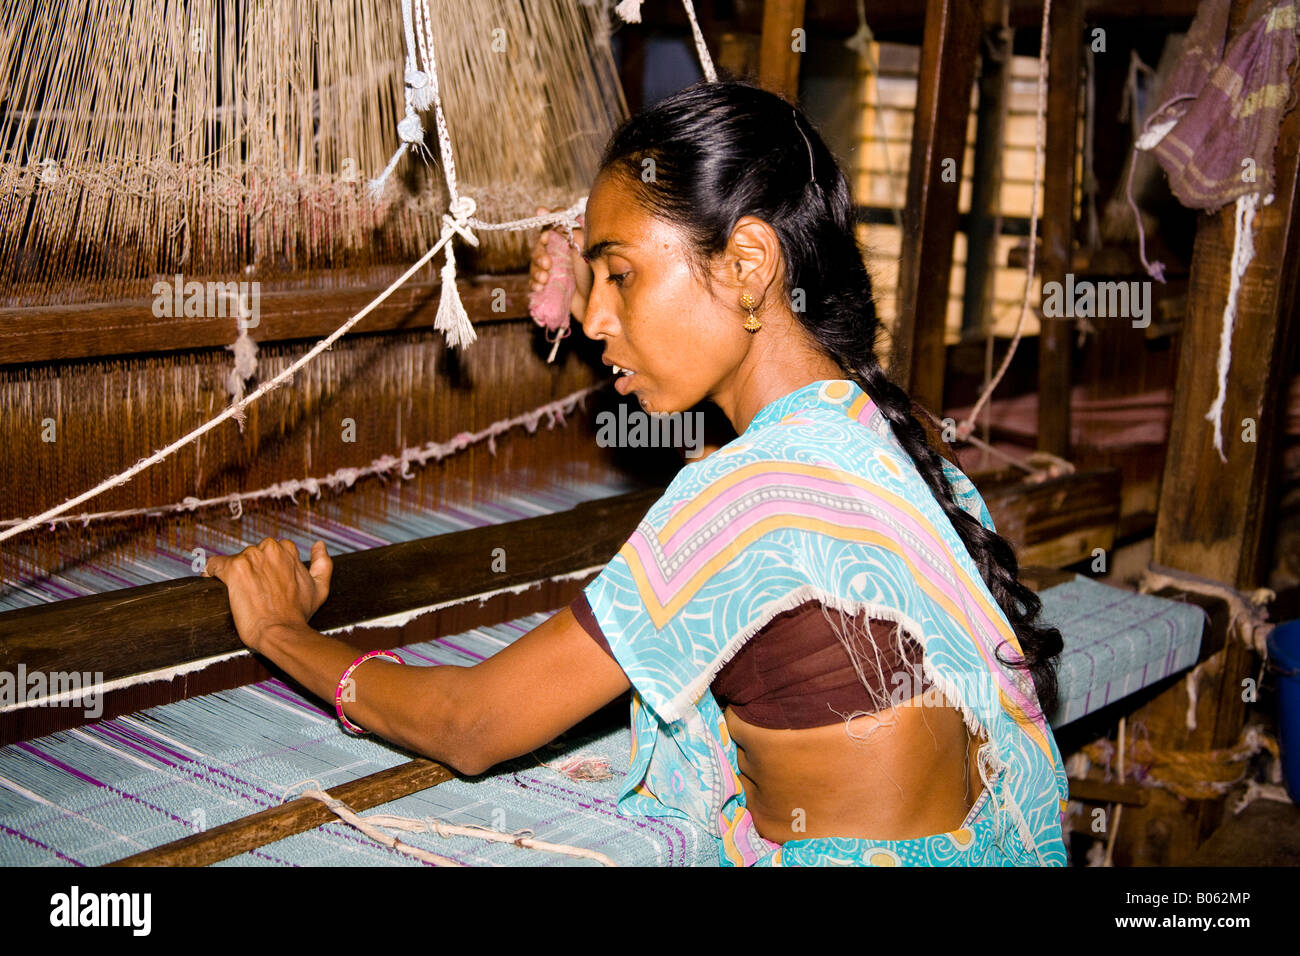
[614,370,637,395]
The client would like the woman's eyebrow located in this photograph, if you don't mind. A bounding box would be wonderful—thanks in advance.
[581,238,630,263]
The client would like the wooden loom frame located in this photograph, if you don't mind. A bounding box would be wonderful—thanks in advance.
[4,0,1289,866]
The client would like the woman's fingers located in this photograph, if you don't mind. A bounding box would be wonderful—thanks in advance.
[308,540,332,606]
[530,205,555,292]
[199,537,332,650]
[569,225,591,298]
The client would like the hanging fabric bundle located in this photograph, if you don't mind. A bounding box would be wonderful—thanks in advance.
[1128,0,1299,462]
[526,0,715,363]
[528,202,586,363]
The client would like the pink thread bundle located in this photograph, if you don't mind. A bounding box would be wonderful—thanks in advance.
[528,220,582,361]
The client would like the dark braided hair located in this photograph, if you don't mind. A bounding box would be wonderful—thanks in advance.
[599,79,1062,718]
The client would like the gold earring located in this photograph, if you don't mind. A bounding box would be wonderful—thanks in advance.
[740,291,762,333]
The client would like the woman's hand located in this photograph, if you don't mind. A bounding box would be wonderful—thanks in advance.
[203,538,332,653]
[530,206,592,323]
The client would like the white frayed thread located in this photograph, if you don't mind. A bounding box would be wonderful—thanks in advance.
[1232,780,1293,815]
[1185,665,1201,732]
[300,789,617,866]
[224,325,259,431]
[614,0,643,23]
[433,197,480,349]
[1138,561,1273,655]
[1205,191,1265,463]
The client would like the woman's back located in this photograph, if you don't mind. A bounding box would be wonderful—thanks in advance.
[579,378,1069,865]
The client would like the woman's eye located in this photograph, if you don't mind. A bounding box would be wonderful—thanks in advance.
[606,272,629,287]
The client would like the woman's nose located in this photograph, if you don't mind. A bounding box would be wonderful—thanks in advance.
[578,282,619,341]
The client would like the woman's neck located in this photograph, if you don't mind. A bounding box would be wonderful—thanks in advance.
[718,352,849,434]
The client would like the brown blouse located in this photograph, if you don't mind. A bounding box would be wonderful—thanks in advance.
[569,592,932,730]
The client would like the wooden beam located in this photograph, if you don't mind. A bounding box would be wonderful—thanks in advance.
[1037,0,1083,459]
[961,10,1012,341]
[976,466,1121,568]
[109,759,454,867]
[758,0,806,100]
[891,0,981,411]
[0,271,534,367]
[1108,0,1300,861]
[0,486,663,744]
[1068,775,1150,807]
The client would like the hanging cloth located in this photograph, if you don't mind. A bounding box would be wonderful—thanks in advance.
[1131,0,1299,461]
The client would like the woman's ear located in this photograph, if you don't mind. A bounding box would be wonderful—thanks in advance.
[727,216,783,298]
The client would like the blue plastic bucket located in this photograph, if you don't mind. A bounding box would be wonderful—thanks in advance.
[1268,619,1300,803]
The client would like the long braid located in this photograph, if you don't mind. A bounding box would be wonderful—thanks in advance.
[855,362,1062,718]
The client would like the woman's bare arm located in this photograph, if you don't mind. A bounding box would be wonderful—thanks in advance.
[204,537,629,775]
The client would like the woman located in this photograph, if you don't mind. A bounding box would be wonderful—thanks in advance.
[205,80,1070,866]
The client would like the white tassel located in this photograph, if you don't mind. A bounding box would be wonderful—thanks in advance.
[435,245,475,349]
[432,198,480,349]
[615,0,643,23]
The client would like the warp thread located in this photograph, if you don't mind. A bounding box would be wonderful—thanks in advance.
[0,385,600,531]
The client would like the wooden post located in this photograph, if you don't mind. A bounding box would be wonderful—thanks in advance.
[758,0,806,100]
[892,0,981,411]
[1107,0,1300,862]
[962,10,1012,341]
[1037,0,1083,459]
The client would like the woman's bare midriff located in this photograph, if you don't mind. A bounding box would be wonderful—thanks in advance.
[726,692,986,844]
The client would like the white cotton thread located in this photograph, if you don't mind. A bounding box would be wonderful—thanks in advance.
[1205,191,1263,463]
[614,0,643,24]
[300,789,618,865]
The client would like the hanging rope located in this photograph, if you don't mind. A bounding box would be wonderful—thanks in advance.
[613,1,716,81]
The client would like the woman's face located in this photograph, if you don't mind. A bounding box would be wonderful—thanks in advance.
[579,171,751,415]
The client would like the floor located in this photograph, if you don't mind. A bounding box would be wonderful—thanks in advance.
[1187,798,1300,866]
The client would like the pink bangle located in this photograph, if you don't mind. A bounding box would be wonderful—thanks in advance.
[335,650,404,735]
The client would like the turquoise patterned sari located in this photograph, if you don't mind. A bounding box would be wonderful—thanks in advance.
[582,380,1069,866]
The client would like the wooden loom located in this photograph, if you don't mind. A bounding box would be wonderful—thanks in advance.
[0,0,633,664]
[0,0,686,861]
[0,0,1280,867]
